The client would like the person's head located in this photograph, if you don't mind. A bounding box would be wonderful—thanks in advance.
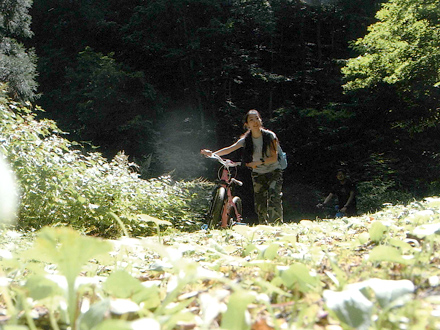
[336,169,347,182]
[243,109,263,130]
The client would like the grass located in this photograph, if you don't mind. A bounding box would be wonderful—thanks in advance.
[1,197,440,329]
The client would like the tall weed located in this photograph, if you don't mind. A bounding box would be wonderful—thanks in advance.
[0,85,212,237]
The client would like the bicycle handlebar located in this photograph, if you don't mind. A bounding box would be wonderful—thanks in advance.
[209,153,241,168]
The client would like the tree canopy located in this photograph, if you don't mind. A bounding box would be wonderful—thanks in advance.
[0,0,439,217]
[342,0,440,129]
[0,0,37,100]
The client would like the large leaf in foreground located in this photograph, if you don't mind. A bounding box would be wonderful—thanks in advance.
[362,278,414,308]
[29,227,113,326]
[325,278,415,329]
[368,245,413,265]
[221,291,255,330]
[279,263,320,293]
[369,221,387,243]
[324,287,373,330]
[32,227,113,280]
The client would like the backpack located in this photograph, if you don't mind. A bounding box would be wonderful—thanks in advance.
[278,144,287,170]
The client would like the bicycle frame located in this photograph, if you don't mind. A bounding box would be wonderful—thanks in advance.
[209,154,244,228]
[218,165,243,228]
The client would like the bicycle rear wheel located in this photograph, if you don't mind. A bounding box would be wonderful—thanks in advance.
[228,196,243,226]
[207,187,226,229]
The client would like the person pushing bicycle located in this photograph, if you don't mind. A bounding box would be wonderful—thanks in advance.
[201,109,283,225]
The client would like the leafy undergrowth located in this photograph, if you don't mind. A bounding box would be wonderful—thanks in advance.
[1,198,440,330]
[0,85,212,237]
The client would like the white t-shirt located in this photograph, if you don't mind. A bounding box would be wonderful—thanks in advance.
[237,130,281,174]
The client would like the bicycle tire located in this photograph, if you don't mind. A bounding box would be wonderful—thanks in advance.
[207,187,226,229]
[228,196,243,226]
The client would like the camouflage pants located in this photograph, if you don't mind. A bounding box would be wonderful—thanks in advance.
[251,170,283,224]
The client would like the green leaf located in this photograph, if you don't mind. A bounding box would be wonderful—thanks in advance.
[79,299,110,330]
[243,243,257,256]
[388,238,412,251]
[138,214,172,226]
[161,298,195,315]
[363,278,415,308]
[369,221,387,243]
[255,279,291,298]
[136,287,161,310]
[25,275,63,300]
[279,263,320,293]
[258,243,279,260]
[221,291,255,330]
[103,270,161,307]
[324,288,373,330]
[33,227,112,282]
[358,232,370,245]
[102,270,144,299]
[368,245,412,265]
[31,227,113,325]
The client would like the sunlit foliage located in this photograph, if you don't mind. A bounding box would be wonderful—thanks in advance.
[0,84,212,237]
[343,0,440,89]
[342,0,440,122]
[0,0,37,100]
[1,198,440,328]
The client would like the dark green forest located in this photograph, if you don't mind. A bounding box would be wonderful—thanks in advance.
[2,0,440,222]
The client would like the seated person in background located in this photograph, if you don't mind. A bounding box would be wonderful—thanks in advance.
[316,169,357,217]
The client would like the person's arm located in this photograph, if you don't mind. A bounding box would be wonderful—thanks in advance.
[317,193,333,208]
[200,140,243,157]
[247,139,279,169]
[341,190,355,213]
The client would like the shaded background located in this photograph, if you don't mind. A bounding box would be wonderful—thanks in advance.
[4,0,440,221]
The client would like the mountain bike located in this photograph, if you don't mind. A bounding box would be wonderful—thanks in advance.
[204,154,245,229]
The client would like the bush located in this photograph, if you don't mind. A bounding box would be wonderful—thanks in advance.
[0,85,212,238]
[357,179,414,214]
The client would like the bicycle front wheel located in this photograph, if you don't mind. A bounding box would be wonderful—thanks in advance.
[228,196,243,226]
[207,187,226,229]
